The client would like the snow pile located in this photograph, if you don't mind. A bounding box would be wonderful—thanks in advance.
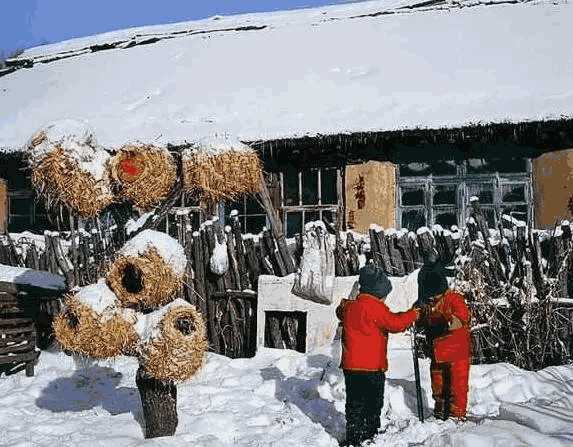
[27,119,110,180]
[119,229,187,275]
[0,264,66,291]
[209,240,229,275]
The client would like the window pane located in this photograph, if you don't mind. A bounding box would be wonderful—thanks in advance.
[433,185,457,205]
[225,199,243,215]
[304,211,320,226]
[321,169,337,205]
[9,197,32,216]
[286,212,303,238]
[401,209,426,231]
[301,169,318,205]
[246,196,264,214]
[501,184,526,203]
[433,209,457,227]
[469,207,496,227]
[8,216,31,232]
[401,187,425,206]
[467,183,494,204]
[283,169,299,206]
[399,162,430,177]
[322,210,337,228]
[245,215,266,234]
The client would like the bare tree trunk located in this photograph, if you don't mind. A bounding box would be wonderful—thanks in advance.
[136,366,178,439]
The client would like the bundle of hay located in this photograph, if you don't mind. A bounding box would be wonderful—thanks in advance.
[136,299,207,382]
[27,120,114,217]
[53,281,139,358]
[109,144,177,211]
[107,230,187,310]
[182,136,262,203]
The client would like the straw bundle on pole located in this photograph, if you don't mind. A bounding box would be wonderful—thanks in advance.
[182,137,262,203]
[27,120,114,218]
[53,282,139,358]
[107,230,187,310]
[137,299,208,382]
[109,144,177,211]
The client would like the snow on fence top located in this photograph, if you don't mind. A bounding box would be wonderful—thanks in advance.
[1,0,572,151]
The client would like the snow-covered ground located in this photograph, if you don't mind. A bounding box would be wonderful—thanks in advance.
[1,334,572,446]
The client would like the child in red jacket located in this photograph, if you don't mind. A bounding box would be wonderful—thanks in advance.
[417,263,471,420]
[337,264,420,446]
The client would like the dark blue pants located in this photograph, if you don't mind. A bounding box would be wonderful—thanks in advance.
[343,370,385,446]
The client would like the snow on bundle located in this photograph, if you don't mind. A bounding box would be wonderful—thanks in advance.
[109,143,177,211]
[53,281,139,358]
[182,136,262,203]
[27,119,114,217]
[107,230,186,309]
[291,221,335,305]
[136,299,207,382]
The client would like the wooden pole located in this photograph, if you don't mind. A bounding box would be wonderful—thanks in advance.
[257,172,295,274]
[135,366,178,439]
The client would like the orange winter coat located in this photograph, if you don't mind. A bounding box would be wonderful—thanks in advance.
[428,290,471,363]
[336,293,418,371]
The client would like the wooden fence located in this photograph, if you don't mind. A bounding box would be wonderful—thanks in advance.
[2,203,573,362]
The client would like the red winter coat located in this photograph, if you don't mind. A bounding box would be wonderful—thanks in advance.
[336,293,418,371]
[428,290,471,363]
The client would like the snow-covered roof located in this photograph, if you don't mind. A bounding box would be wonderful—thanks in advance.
[1,0,572,152]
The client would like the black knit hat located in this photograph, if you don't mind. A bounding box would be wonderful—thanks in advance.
[417,260,448,305]
[359,264,393,299]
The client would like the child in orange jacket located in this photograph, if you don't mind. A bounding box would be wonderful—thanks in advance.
[337,264,420,446]
[417,262,471,420]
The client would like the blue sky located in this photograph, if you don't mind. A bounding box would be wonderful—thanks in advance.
[0,0,357,55]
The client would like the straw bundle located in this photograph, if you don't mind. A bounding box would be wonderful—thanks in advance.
[182,138,262,203]
[27,121,114,217]
[109,144,177,211]
[107,248,183,309]
[138,300,207,381]
[53,294,138,359]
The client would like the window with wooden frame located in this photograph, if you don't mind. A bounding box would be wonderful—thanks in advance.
[397,158,532,231]
[224,196,267,234]
[7,190,51,233]
[280,167,342,237]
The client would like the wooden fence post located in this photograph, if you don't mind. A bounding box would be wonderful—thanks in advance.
[0,179,7,234]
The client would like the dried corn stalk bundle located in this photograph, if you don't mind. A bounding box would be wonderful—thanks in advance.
[53,281,138,358]
[107,230,187,310]
[182,137,262,203]
[136,299,208,382]
[27,120,114,217]
[109,144,177,211]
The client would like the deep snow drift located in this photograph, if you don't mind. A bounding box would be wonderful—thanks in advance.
[0,333,572,446]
